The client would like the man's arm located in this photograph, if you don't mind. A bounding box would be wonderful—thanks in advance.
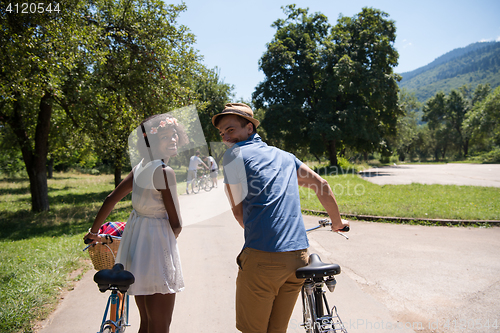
[225,183,244,228]
[197,157,209,170]
[297,164,348,231]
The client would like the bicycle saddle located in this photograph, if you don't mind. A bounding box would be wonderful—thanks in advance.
[94,263,135,293]
[295,254,341,279]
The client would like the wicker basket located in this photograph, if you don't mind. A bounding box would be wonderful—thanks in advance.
[88,237,121,271]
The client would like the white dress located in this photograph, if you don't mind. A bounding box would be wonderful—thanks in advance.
[115,160,184,295]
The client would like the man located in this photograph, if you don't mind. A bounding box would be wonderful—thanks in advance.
[186,151,208,194]
[203,155,219,188]
[212,103,348,333]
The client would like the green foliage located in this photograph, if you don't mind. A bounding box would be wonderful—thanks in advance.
[423,84,491,159]
[464,85,500,156]
[385,89,421,161]
[58,0,202,186]
[193,66,233,151]
[399,41,500,103]
[0,0,97,211]
[0,0,233,205]
[254,6,402,166]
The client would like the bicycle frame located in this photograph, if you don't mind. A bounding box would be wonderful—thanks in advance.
[299,219,349,333]
[99,287,130,333]
[192,169,212,193]
[83,245,134,333]
[301,278,347,333]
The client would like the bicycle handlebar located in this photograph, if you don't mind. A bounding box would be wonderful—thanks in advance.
[307,218,350,239]
[83,234,121,251]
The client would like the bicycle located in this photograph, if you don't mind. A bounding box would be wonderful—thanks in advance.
[192,169,213,193]
[84,236,135,333]
[296,219,350,333]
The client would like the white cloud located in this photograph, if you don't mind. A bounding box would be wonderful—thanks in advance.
[478,37,500,43]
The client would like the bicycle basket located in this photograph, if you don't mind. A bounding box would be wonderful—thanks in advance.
[88,236,121,271]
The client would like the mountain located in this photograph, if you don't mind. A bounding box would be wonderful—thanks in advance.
[398,41,500,103]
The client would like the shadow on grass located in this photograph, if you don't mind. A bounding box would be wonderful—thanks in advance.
[49,189,112,205]
[0,204,132,241]
[0,187,31,196]
[0,189,132,241]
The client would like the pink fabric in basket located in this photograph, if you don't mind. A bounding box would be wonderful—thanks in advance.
[98,222,126,237]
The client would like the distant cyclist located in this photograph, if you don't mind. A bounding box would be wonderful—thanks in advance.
[204,155,219,188]
[186,151,208,194]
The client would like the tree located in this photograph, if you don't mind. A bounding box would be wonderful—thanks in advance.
[254,6,402,165]
[254,5,329,155]
[423,84,491,158]
[387,89,421,161]
[193,66,233,165]
[0,0,97,211]
[321,7,402,163]
[61,0,201,186]
[422,92,455,160]
[465,85,500,151]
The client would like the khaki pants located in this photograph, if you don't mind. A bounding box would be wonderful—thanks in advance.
[236,247,309,333]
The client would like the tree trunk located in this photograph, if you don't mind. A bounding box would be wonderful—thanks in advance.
[463,139,469,157]
[114,148,123,187]
[31,93,52,211]
[114,165,122,188]
[47,159,54,179]
[28,165,50,212]
[326,139,338,166]
[10,93,53,212]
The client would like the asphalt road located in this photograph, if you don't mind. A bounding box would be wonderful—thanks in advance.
[38,166,500,333]
[359,163,500,188]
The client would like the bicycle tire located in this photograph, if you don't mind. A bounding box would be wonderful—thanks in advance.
[118,293,128,332]
[192,179,200,193]
[301,288,316,333]
[203,177,212,192]
[102,325,113,333]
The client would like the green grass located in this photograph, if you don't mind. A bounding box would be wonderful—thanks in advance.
[0,235,88,333]
[0,172,124,333]
[0,170,209,333]
[300,174,500,221]
[1,171,499,332]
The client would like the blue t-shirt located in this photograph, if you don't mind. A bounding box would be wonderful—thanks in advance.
[223,133,309,252]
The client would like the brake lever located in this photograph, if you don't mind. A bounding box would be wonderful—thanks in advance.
[334,221,350,239]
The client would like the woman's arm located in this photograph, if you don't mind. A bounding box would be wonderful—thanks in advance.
[84,171,134,242]
[154,165,182,238]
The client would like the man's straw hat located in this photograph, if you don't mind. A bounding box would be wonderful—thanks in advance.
[212,103,260,128]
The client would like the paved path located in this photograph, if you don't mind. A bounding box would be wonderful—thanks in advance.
[359,163,500,187]
[38,168,500,333]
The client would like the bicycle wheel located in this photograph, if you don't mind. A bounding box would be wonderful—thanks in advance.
[192,179,200,193]
[301,288,316,333]
[102,325,113,333]
[118,293,128,332]
[203,176,212,192]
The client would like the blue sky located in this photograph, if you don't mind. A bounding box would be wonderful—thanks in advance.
[177,0,500,102]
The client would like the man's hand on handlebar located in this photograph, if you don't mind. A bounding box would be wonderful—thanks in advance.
[331,218,350,233]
